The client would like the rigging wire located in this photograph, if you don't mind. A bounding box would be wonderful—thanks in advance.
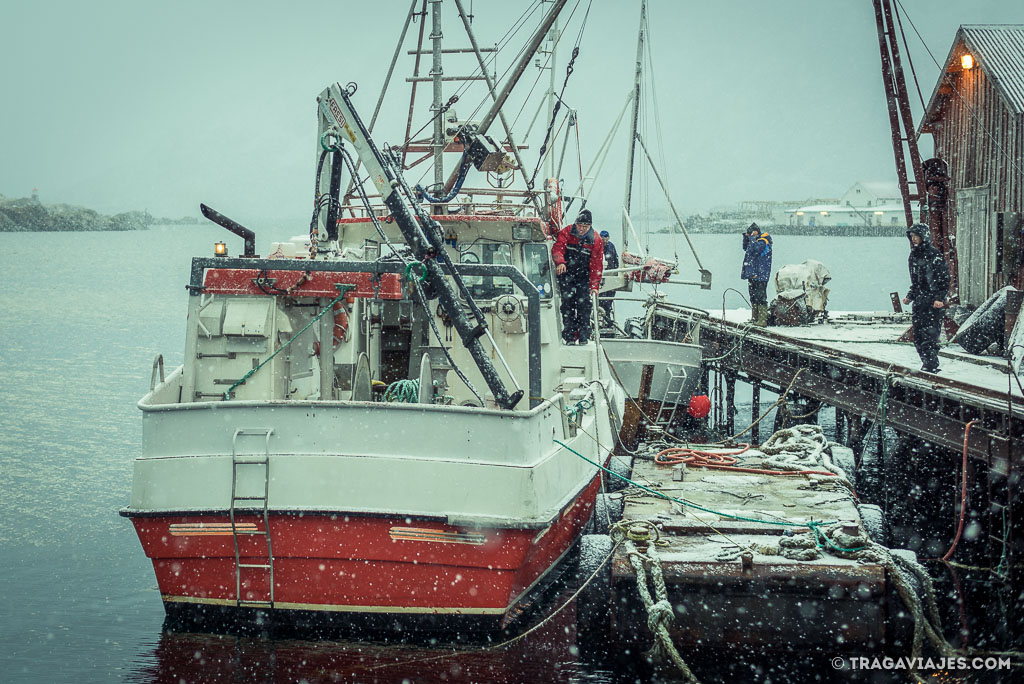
[399,0,543,154]
[642,10,678,264]
[891,0,927,111]
[893,0,1024,178]
[469,0,585,129]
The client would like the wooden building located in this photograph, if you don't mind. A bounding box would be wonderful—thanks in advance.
[919,25,1024,307]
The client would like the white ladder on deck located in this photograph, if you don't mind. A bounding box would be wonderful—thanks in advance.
[230,428,275,609]
[654,367,690,433]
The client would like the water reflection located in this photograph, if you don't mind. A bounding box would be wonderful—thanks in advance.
[127,590,619,684]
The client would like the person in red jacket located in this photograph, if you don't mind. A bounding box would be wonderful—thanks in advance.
[552,209,604,344]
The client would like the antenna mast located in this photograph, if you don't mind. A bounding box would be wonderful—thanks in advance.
[621,0,646,250]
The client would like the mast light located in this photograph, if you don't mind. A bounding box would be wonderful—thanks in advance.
[961,54,974,70]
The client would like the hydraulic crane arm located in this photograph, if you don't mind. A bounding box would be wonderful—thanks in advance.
[316,83,524,410]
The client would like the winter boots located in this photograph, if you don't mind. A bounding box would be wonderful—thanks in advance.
[751,304,768,327]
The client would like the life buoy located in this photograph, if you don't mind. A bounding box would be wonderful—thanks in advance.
[545,177,562,236]
[313,302,350,357]
[332,302,349,346]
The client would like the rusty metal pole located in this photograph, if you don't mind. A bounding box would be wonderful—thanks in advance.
[872,0,914,227]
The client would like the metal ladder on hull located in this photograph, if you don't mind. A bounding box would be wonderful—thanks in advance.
[654,367,689,434]
[230,428,275,609]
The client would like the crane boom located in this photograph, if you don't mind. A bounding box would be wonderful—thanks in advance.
[316,83,524,410]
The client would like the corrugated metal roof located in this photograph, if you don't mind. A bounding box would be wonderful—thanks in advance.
[962,24,1024,115]
[921,24,1024,131]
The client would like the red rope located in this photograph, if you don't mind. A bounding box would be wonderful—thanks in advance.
[941,419,978,562]
[654,445,839,478]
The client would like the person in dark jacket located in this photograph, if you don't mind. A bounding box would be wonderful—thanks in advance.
[741,223,773,326]
[902,223,950,373]
[553,209,604,344]
[598,229,619,319]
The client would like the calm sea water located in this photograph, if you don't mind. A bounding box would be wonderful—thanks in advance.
[0,226,939,683]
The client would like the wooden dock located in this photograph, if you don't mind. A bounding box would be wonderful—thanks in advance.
[656,308,1024,574]
[605,456,893,651]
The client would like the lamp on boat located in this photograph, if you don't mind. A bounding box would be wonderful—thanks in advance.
[214,241,227,257]
[961,53,974,70]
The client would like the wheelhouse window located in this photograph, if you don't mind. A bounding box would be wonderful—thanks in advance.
[459,241,514,300]
[523,243,553,299]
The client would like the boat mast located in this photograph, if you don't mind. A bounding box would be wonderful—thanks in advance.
[547,12,558,180]
[431,0,445,192]
[621,0,645,251]
[440,0,569,194]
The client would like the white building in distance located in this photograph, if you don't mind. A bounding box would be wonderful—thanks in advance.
[786,181,905,228]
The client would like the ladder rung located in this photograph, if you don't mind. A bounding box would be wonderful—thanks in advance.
[234,530,268,536]
[234,458,268,464]
[238,600,273,607]
[239,563,272,569]
[233,495,267,501]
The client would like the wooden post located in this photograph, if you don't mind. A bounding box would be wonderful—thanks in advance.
[725,372,737,437]
[751,380,761,446]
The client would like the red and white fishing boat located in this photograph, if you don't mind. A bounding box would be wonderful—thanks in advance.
[121,0,711,631]
[121,0,630,630]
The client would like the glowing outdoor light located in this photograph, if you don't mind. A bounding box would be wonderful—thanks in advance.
[961,53,974,70]
[874,211,884,215]
[214,241,227,256]
[796,211,804,216]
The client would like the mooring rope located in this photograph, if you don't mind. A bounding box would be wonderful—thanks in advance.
[612,520,700,683]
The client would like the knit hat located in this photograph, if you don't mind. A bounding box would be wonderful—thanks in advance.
[599,230,610,238]
[748,222,760,234]
[576,209,593,224]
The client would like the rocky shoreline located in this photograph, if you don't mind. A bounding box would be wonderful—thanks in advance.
[0,195,196,232]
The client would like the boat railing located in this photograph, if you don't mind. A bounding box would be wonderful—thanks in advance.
[340,187,541,220]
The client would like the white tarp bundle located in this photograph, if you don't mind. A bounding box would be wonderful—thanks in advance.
[774,259,831,312]
[1010,309,1024,378]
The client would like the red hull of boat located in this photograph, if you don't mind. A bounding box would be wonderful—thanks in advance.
[128,475,600,625]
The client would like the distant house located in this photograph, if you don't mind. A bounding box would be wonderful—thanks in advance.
[918,24,1024,307]
[785,181,905,228]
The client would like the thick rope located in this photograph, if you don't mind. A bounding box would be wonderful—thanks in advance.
[383,379,420,403]
[614,520,699,683]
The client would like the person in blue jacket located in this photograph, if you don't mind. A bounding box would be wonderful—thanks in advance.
[741,223,773,326]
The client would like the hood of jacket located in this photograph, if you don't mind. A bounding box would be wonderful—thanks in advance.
[906,223,931,248]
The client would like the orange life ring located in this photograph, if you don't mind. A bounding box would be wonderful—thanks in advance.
[332,302,349,346]
[313,303,350,357]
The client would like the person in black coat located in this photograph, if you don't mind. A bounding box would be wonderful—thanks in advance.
[902,223,950,373]
[598,230,618,319]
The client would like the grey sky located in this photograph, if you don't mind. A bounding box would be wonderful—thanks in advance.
[0,0,1019,226]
